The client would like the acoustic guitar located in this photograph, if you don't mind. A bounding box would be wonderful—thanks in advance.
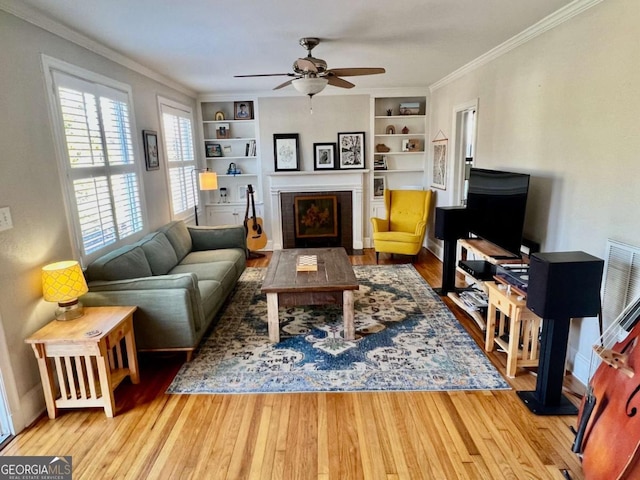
[244,184,267,251]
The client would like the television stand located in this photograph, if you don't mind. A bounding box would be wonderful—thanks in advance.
[447,238,524,331]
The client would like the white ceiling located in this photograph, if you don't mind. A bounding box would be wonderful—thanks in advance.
[14,0,576,95]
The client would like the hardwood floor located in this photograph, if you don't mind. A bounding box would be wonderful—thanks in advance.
[3,249,586,479]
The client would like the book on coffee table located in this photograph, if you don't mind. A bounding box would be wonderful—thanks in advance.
[296,255,318,272]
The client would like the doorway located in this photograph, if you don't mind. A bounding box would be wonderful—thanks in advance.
[451,100,478,206]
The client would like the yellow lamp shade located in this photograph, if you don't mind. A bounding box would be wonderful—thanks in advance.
[199,171,218,191]
[42,260,88,303]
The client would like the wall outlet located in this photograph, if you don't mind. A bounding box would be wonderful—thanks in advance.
[0,207,13,231]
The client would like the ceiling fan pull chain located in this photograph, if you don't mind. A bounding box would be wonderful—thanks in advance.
[309,95,314,114]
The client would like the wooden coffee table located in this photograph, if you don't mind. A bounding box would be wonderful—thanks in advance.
[261,248,359,343]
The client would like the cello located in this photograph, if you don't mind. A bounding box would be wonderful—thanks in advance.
[572,296,640,479]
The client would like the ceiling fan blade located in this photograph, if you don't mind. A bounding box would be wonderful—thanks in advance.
[234,73,295,78]
[326,67,386,77]
[327,76,355,89]
[273,79,296,90]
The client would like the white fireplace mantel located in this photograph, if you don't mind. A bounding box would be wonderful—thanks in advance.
[268,170,368,250]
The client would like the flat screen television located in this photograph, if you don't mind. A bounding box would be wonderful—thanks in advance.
[466,168,530,258]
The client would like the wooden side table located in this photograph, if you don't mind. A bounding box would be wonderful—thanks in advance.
[485,281,542,378]
[25,306,139,418]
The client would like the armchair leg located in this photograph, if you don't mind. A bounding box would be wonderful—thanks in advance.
[375,252,379,264]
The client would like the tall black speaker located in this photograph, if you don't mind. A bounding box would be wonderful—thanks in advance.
[435,206,468,240]
[434,207,468,295]
[518,251,604,415]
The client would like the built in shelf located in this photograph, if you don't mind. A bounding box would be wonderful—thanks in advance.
[218,173,258,178]
[373,168,425,174]
[375,134,427,138]
[374,151,425,155]
[203,137,256,142]
[374,115,426,119]
[202,119,255,124]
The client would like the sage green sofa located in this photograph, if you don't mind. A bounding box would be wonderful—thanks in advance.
[81,220,246,360]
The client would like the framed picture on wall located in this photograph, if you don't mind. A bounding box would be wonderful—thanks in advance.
[373,176,386,198]
[273,133,300,171]
[313,142,336,170]
[432,139,448,190]
[337,132,365,169]
[142,130,159,170]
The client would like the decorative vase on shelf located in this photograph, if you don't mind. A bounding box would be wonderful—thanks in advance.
[386,109,392,116]
[402,126,409,134]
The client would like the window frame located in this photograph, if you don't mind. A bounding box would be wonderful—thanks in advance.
[42,55,148,265]
[157,96,199,223]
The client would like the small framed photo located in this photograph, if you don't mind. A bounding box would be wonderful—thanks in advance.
[337,131,365,169]
[313,142,336,170]
[237,185,247,202]
[399,102,420,115]
[216,123,230,139]
[402,138,421,152]
[142,130,159,170]
[373,176,386,198]
[205,142,222,157]
[373,156,388,170]
[273,133,300,171]
[234,101,254,120]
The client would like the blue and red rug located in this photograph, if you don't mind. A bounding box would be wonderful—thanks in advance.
[167,264,509,394]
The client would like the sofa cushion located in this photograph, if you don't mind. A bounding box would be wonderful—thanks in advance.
[170,260,238,286]
[138,232,178,275]
[179,248,246,274]
[197,280,225,332]
[85,245,152,282]
[157,221,192,262]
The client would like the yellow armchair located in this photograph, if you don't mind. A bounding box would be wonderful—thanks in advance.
[371,189,433,263]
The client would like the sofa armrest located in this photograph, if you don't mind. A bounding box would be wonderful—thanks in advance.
[82,273,205,350]
[188,224,247,252]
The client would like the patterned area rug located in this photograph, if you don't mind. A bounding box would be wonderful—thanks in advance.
[167,265,509,394]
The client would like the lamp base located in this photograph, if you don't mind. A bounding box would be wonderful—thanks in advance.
[55,301,85,321]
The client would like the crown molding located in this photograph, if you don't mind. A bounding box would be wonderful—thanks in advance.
[0,0,196,98]
[429,0,604,92]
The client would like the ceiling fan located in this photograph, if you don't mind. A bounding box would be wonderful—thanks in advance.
[234,37,386,97]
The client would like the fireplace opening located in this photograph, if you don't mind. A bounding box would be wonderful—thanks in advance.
[281,191,354,253]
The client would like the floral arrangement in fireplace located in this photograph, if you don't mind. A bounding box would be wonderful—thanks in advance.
[294,195,338,238]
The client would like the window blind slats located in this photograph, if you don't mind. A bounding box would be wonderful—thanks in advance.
[54,71,143,257]
[161,107,196,217]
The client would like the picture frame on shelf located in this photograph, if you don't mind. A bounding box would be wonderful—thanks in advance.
[237,185,247,202]
[205,142,222,157]
[273,133,300,171]
[234,101,254,120]
[313,142,336,170]
[142,130,159,170]
[216,123,230,139]
[337,131,365,169]
[399,102,420,115]
[432,139,448,190]
[373,176,386,198]
[373,156,388,170]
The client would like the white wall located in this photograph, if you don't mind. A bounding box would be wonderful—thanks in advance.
[0,10,195,429]
[257,95,371,244]
[427,0,640,383]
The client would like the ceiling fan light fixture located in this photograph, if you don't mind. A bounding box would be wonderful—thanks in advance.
[292,77,328,96]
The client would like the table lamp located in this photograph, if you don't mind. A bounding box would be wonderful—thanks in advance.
[194,168,218,225]
[42,260,89,321]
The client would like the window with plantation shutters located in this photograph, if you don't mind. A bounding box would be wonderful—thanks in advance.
[158,99,197,218]
[48,66,144,260]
